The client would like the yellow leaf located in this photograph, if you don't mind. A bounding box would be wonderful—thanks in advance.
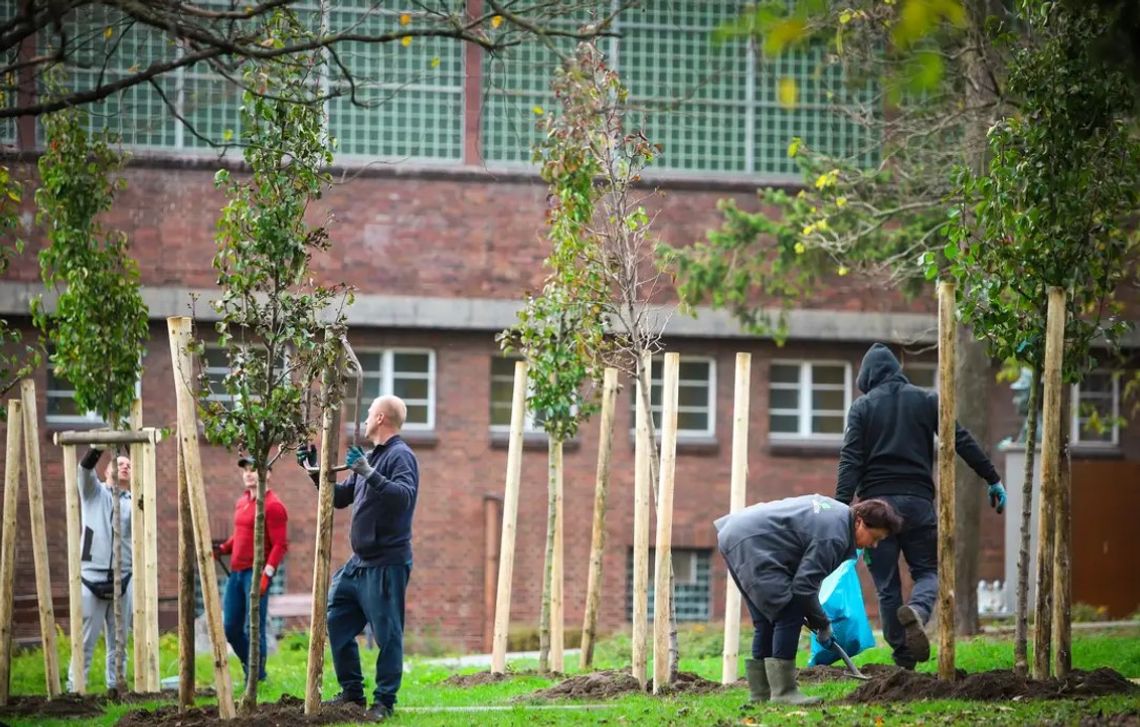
[838,265,849,276]
[430,56,441,68]
[532,105,544,115]
[787,136,802,158]
[836,196,848,208]
[401,35,412,47]
[816,218,829,231]
[491,15,504,29]
[399,13,411,25]
[801,225,814,236]
[794,242,806,255]
[765,18,807,56]
[103,26,114,41]
[777,77,797,109]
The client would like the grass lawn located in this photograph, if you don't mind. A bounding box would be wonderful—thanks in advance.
[3,624,1138,726]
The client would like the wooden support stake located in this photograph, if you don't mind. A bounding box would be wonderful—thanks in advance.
[1051,436,1072,677]
[20,380,61,697]
[130,400,146,694]
[631,353,651,688]
[721,353,751,685]
[491,361,528,674]
[143,436,159,692]
[167,317,235,719]
[177,438,195,709]
[61,443,85,694]
[936,282,958,681]
[55,430,159,446]
[483,495,501,654]
[652,353,680,694]
[1035,287,1066,679]
[0,399,24,705]
[580,367,618,670]
[304,360,342,715]
[549,438,564,673]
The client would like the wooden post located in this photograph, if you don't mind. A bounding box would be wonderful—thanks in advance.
[1035,287,1066,679]
[20,380,61,697]
[549,438,564,673]
[631,353,651,688]
[652,353,680,694]
[936,282,957,681]
[177,437,196,709]
[60,442,85,694]
[580,367,618,670]
[130,401,146,693]
[1051,437,1072,677]
[482,495,502,654]
[167,316,236,719]
[142,434,159,692]
[304,360,342,715]
[491,360,528,674]
[0,399,24,705]
[721,353,751,685]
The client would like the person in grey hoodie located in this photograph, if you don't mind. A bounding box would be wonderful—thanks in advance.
[837,343,1007,669]
[66,445,133,693]
[716,495,902,705]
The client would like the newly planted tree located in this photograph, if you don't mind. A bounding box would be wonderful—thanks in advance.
[947,0,1139,677]
[0,165,37,407]
[32,99,149,692]
[195,10,350,711]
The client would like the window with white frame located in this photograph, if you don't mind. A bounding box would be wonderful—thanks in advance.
[625,548,711,622]
[905,363,938,391]
[1071,371,1119,446]
[203,345,236,410]
[768,360,851,439]
[45,357,142,425]
[628,356,716,438]
[489,355,546,434]
[357,349,435,431]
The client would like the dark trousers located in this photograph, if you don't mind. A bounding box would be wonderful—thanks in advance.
[865,494,937,668]
[327,562,411,708]
[222,568,269,681]
[744,596,805,661]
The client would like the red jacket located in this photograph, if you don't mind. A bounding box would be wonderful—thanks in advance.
[218,489,288,572]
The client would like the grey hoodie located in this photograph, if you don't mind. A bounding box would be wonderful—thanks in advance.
[78,451,133,579]
[836,343,1000,504]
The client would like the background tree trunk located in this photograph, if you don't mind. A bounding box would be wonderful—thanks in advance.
[537,438,557,674]
[954,331,989,635]
[1014,366,1042,676]
[241,469,268,712]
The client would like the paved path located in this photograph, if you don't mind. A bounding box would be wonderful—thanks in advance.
[421,649,582,669]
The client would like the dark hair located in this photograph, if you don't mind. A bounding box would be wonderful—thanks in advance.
[851,498,903,535]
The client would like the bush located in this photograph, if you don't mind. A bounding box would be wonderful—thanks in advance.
[1071,602,1110,623]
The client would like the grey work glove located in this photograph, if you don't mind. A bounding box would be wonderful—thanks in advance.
[346,445,375,479]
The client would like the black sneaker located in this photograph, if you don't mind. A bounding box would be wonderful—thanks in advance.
[897,605,931,662]
[366,703,394,722]
[323,692,366,710]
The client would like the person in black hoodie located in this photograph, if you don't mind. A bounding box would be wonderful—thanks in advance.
[300,395,419,722]
[836,343,1007,669]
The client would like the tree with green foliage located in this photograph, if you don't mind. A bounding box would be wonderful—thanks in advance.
[946,0,1139,676]
[32,99,149,692]
[0,166,38,408]
[195,10,350,711]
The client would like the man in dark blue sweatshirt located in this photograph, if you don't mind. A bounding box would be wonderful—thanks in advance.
[837,343,1006,670]
[302,395,419,722]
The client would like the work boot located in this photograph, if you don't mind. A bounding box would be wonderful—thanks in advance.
[764,658,822,705]
[745,658,770,702]
[322,692,366,711]
[897,605,931,663]
[365,703,394,722]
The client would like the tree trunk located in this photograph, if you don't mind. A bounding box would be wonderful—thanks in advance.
[953,332,988,635]
[240,467,268,712]
[1013,365,1042,676]
[1051,404,1072,678]
[580,368,618,670]
[177,439,195,709]
[537,437,557,674]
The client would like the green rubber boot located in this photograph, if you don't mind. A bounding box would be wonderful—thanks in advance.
[764,658,822,705]
[745,658,770,702]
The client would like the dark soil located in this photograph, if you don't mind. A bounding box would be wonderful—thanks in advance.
[798,663,901,683]
[442,669,541,687]
[846,667,1138,704]
[1071,710,1140,726]
[518,669,725,701]
[0,694,107,718]
[116,694,367,727]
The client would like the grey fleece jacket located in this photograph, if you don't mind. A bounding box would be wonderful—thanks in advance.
[78,449,133,578]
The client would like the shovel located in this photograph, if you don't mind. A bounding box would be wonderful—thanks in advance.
[808,622,871,681]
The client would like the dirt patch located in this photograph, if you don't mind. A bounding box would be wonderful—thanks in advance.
[1072,710,1140,726]
[115,694,368,727]
[846,667,1138,704]
[798,663,901,683]
[518,669,725,701]
[0,694,107,718]
[442,668,544,687]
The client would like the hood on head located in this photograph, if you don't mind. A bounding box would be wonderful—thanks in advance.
[857,343,906,393]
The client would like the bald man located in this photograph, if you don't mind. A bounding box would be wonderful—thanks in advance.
[299,395,419,722]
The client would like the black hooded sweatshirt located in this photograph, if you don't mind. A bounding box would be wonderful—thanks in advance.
[836,343,1000,504]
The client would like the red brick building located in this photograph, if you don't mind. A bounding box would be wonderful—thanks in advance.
[1,2,1137,652]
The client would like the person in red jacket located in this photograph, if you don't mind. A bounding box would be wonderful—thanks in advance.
[213,455,288,684]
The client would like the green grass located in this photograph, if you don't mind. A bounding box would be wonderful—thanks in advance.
[3,625,1138,726]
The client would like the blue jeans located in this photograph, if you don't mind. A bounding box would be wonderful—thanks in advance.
[327,562,411,709]
[223,568,268,681]
[865,494,937,667]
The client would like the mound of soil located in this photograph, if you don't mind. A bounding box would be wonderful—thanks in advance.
[0,694,107,718]
[1072,709,1140,726]
[115,694,367,727]
[798,663,900,683]
[518,669,725,701]
[442,669,551,687]
[846,667,1138,704]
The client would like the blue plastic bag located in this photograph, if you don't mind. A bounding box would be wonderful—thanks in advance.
[807,552,876,666]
